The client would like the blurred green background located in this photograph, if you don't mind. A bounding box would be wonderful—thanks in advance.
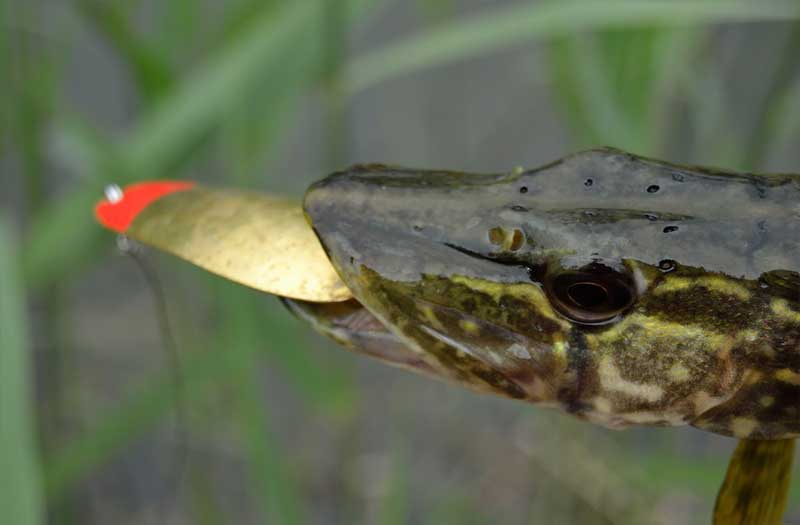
[3,1,800,523]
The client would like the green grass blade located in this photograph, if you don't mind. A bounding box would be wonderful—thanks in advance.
[547,27,700,154]
[221,25,324,186]
[0,218,45,525]
[188,467,227,525]
[22,182,116,290]
[215,0,281,45]
[740,24,800,169]
[376,445,409,525]
[0,0,11,149]
[619,447,800,505]
[76,0,173,101]
[215,282,305,524]
[7,1,57,208]
[44,272,352,503]
[346,0,800,94]
[261,302,356,415]
[547,34,639,149]
[22,117,121,289]
[230,368,305,525]
[425,494,489,525]
[157,0,198,69]
[769,76,800,157]
[121,0,324,178]
[44,337,232,501]
[643,28,706,155]
[547,35,597,146]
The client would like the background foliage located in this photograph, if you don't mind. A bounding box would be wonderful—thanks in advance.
[3,1,800,523]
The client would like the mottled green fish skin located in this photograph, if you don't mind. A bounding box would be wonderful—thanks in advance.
[296,148,800,440]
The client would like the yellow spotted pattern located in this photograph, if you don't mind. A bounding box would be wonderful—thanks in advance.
[654,276,752,301]
[771,298,800,323]
[450,275,570,328]
[775,368,800,385]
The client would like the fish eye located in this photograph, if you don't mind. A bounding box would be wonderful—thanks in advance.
[545,266,635,325]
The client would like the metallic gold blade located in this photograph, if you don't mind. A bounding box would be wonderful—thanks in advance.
[104,184,352,302]
[713,438,795,525]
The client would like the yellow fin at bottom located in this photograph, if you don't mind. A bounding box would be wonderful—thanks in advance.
[713,438,795,525]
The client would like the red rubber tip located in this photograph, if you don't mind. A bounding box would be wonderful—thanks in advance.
[94,180,195,233]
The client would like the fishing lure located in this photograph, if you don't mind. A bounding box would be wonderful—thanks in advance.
[96,148,800,524]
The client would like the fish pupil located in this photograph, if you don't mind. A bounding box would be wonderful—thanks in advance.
[567,281,608,309]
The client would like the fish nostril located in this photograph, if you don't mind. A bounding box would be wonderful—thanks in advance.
[663,225,679,233]
[488,227,505,246]
[584,178,594,187]
[488,227,525,251]
[658,259,677,272]
[509,229,524,251]
[647,184,661,193]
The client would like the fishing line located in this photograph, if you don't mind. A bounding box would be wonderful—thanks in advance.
[115,230,188,523]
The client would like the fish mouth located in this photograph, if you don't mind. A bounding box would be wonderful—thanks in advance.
[301,166,578,400]
[282,298,438,376]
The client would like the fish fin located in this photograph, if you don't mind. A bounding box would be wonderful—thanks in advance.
[713,438,795,525]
